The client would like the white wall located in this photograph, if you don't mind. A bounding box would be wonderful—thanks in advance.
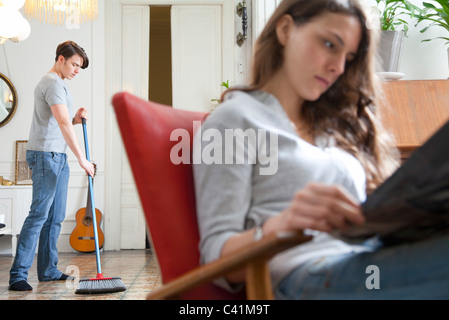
[365,0,449,79]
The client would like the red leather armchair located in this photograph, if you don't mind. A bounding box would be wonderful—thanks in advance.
[112,92,311,300]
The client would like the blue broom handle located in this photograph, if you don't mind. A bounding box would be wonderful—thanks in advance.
[82,118,102,275]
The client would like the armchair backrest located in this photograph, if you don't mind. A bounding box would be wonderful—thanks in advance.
[112,92,244,299]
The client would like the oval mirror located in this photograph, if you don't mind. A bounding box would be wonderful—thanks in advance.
[0,73,18,128]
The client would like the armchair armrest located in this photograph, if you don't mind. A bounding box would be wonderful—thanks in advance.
[147,231,312,300]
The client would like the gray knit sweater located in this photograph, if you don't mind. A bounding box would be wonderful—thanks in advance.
[193,90,371,291]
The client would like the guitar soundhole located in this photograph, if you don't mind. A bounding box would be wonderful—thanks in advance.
[82,216,93,226]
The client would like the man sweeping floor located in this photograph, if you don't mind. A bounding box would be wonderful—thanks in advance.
[9,41,95,291]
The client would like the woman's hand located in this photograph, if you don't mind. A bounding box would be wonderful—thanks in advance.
[221,182,365,284]
[264,182,365,235]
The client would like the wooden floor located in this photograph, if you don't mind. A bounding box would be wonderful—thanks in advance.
[0,249,161,300]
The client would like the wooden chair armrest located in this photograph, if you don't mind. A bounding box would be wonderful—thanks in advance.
[147,231,312,300]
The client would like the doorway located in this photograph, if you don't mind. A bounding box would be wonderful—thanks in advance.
[149,6,172,106]
[105,0,236,251]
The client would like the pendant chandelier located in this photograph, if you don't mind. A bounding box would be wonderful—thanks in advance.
[0,0,31,43]
[24,0,98,26]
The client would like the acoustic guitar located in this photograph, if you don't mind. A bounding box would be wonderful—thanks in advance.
[69,178,104,253]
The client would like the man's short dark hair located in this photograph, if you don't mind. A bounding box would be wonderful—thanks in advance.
[55,41,89,69]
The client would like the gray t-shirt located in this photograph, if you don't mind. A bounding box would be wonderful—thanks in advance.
[27,72,73,153]
[193,90,371,291]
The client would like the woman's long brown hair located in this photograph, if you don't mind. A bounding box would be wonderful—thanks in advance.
[223,0,399,193]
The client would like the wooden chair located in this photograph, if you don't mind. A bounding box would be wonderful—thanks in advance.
[112,92,311,300]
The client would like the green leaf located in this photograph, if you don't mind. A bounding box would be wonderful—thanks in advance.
[221,80,230,89]
[415,0,449,44]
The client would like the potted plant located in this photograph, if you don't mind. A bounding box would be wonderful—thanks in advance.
[372,0,420,72]
[210,80,231,111]
[414,0,449,71]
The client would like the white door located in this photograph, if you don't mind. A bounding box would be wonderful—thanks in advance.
[171,5,224,112]
[119,5,149,249]
[171,2,235,112]
[252,0,283,43]
[105,0,236,250]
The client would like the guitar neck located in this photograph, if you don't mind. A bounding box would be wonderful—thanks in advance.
[85,177,94,218]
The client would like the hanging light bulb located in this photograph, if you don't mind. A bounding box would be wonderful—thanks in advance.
[0,7,25,39]
[0,0,26,10]
[10,18,31,43]
[0,2,31,43]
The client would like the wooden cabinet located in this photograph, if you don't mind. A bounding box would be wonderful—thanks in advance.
[0,186,32,256]
[381,79,449,160]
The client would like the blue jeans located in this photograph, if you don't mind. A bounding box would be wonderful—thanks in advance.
[275,233,449,299]
[9,151,70,284]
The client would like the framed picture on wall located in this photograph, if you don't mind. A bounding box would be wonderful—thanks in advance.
[15,140,32,185]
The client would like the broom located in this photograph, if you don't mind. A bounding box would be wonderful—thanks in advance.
[75,118,126,294]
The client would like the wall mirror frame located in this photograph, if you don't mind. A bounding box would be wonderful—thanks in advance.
[0,73,18,128]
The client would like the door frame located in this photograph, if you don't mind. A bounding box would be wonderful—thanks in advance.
[104,0,235,250]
